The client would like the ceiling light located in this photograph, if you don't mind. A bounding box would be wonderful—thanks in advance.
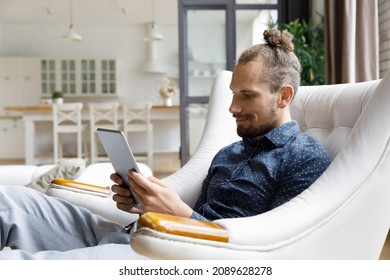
[63,25,83,42]
[143,22,163,41]
[142,0,165,73]
[143,0,163,41]
[63,0,82,42]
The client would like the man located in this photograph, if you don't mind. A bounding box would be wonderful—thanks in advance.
[111,29,331,221]
[0,29,330,259]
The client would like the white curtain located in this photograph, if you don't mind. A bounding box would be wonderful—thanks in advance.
[324,0,379,84]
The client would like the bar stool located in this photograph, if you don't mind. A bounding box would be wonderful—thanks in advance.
[52,102,87,164]
[89,102,119,163]
[122,102,154,168]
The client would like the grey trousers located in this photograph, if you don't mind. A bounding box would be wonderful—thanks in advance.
[0,185,147,259]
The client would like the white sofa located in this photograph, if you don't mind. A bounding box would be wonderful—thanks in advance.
[129,70,390,259]
[0,164,54,186]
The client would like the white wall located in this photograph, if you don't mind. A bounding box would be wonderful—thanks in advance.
[0,23,179,105]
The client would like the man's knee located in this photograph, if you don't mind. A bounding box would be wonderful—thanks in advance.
[0,185,42,210]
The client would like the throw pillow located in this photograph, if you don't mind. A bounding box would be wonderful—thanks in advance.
[26,158,86,193]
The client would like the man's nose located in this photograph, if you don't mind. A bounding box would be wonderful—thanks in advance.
[229,97,241,114]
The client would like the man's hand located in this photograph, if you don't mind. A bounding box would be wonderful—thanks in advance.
[110,172,143,215]
[110,171,193,218]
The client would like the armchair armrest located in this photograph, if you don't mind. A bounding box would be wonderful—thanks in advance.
[136,212,228,243]
[46,162,153,226]
[49,178,110,197]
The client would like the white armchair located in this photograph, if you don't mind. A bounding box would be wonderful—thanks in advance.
[130,70,390,259]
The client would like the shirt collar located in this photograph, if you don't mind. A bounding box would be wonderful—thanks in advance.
[243,120,300,148]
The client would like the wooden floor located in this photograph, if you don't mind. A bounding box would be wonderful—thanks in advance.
[152,159,181,178]
[379,230,390,260]
[0,158,25,165]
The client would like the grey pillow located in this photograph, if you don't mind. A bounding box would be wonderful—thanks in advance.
[26,159,86,193]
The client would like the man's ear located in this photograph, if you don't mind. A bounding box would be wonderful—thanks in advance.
[277,85,294,108]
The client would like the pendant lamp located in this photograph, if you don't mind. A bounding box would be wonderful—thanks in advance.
[63,0,82,42]
[143,22,164,42]
[142,0,165,73]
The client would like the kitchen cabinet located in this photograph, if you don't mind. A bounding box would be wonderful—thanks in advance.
[40,58,117,97]
[0,115,24,160]
[0,57,40,107]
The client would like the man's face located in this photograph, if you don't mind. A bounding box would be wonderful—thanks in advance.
[229,61,281,139]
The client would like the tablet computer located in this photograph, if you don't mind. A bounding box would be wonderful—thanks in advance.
[96,128,141,196]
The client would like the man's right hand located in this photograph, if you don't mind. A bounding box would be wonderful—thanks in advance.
[110,173,143,215]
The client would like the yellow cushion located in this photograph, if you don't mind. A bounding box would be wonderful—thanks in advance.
[138,212,228,242]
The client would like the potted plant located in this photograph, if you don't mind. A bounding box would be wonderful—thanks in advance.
[52,91,64,104]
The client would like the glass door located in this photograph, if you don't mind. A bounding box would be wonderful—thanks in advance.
[179,0,235,164]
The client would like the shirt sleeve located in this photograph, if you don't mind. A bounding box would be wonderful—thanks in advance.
[190,211,210,221]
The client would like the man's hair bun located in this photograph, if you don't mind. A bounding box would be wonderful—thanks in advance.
[263,29,294,52]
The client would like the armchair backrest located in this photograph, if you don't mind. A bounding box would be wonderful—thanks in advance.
[292,80,380,159]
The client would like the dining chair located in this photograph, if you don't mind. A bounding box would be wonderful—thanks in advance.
[89,102,120,163]
[52,102,87,164]
[122,102,154,168]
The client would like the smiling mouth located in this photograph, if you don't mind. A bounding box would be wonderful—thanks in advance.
[233,115,249,125]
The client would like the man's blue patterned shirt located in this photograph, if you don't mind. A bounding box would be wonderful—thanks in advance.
[191,121,331,221]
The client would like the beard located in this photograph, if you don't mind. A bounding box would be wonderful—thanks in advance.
[235,108,278,139]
